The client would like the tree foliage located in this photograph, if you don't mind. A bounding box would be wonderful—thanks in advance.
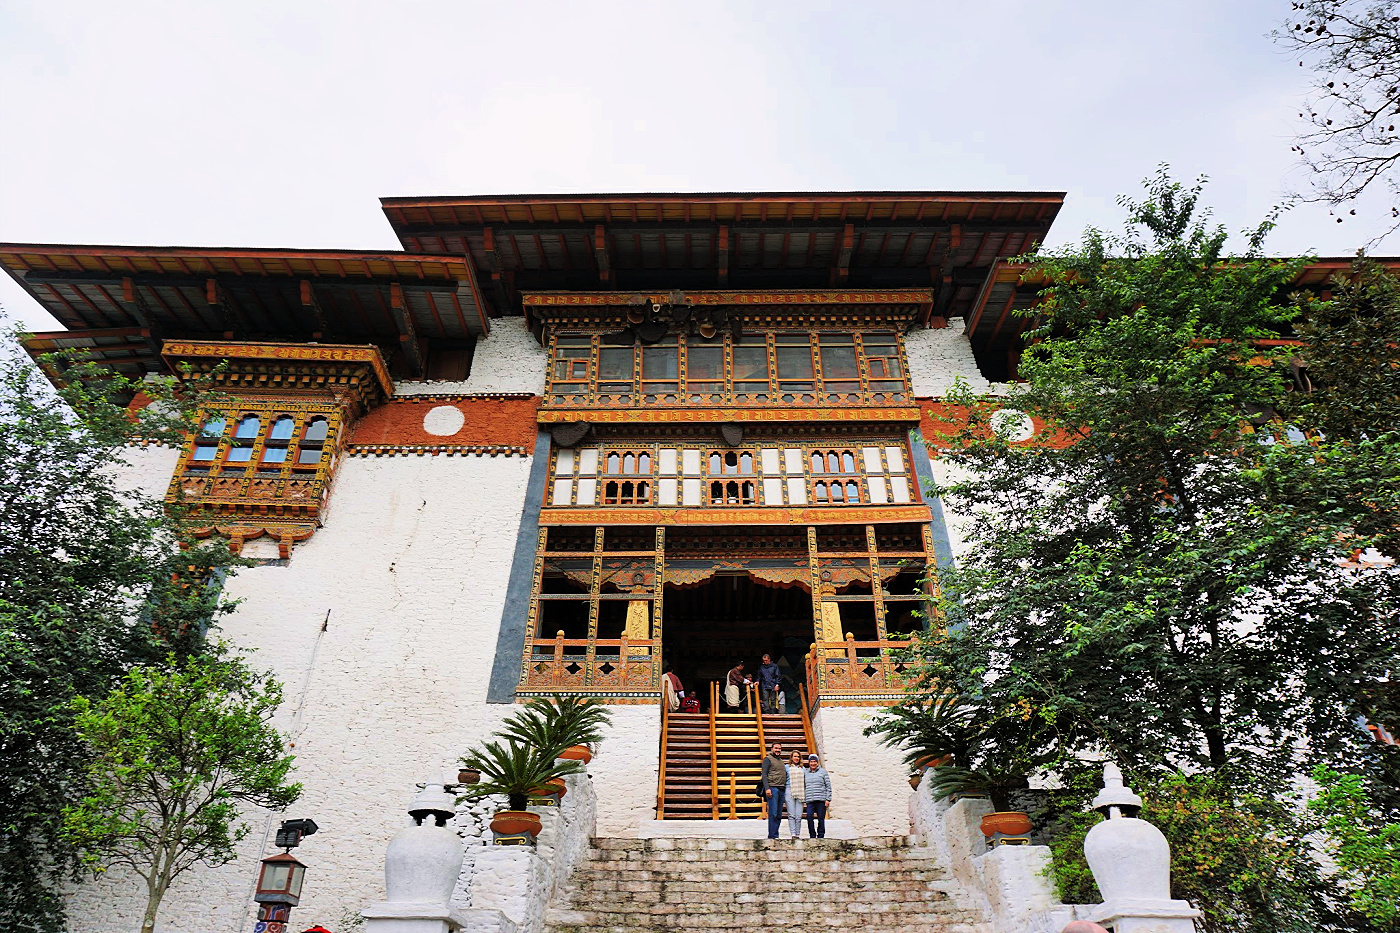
[1279,0,1400,238]
[0,331,243,932]
[911,170,1399,929]
[62,646,300,933]
[1049,772,1361,933]
[1309,765,1400,927]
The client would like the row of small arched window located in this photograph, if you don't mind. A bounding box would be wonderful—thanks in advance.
[191,414,330,466]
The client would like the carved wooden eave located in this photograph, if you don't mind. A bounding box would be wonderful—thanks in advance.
[160,340,395,417]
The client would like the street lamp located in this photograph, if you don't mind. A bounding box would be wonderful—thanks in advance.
[251,818,319,931]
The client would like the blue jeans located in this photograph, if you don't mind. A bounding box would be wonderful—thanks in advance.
[785,789,803,837]
[805,800,827,838]
[765,786,786,838]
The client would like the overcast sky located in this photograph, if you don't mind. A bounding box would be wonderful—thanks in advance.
[1,0,1393,331]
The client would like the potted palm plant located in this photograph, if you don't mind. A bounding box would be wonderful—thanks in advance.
[863,693,977,773]
[457,739,581,843]
[498,694,612,765]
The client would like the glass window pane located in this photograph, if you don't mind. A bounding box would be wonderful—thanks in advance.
[598,347,634,382]
[298,447,324,464]
[234,415,260,439]
[820,345,859,380]
[643,345,679,380]
[732,346,768,382]
[192,444,218,461]
[269,416,295,440]
[776,347,814,379]
[262,447,287,464]
[200,417,225,437]
[304,418,329,442]
[687,345,724,381]
[227,447,252,463]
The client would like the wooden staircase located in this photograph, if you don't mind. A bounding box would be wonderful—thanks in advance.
[658,682,818,820]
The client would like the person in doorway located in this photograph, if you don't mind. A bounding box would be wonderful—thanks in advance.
[662,663,683,712]
[679,690,700,713]
[760,741,788,840]
[784,750,806,839]
[758,653,781,714]
[804,753,832,839]
[725,661,749,712]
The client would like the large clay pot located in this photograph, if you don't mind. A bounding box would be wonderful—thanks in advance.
[558,744,593,764]
[490,810,542,838]
[913,753,952,769]
[980,811,1033,837]
[545,777,568,799]
[457,768,480,785]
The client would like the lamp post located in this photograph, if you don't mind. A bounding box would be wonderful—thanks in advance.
[253,818,318,932]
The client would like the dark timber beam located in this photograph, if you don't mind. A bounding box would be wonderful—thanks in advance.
[300,280,330,338]
[457,255,491,335]
[717,225,729,286]
[831,223,854,286]
[389,282,424,377]
[389,220,1052,240]
[593,224,612,285]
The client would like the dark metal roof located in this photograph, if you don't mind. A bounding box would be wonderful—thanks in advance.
[380,191,1065,323]
[1,244,489,378]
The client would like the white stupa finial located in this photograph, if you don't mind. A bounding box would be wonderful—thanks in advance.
[1090,762,1143,817]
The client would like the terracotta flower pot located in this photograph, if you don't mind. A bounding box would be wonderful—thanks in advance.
[913,754,952,769]
[908,774,923,790]
[457,768,481,785]
[557,744,593,764]
[546,777,568,798]
[490,810,542,838]
[979,811,1033,838]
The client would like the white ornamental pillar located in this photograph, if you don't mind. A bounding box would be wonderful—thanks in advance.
[1083,764,1201,933]
[361,776,468,933]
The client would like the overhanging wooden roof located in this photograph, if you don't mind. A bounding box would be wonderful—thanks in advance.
[380,191,1065,323]
[2,244,490,377]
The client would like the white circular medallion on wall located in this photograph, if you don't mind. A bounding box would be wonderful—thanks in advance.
[422,404,466,437]
[989,408,1034,443]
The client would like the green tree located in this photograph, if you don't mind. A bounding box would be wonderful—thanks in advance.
[1048,772,1358,933]
[1309,765,1400,927]
[918,170,1393,793]
[62,646,301,933]
[0,330,242,932]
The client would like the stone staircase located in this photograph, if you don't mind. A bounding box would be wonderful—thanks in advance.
[547,836,989,933]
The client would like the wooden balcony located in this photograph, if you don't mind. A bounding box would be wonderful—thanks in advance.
[806,636,915,707]
[519,633,661,703]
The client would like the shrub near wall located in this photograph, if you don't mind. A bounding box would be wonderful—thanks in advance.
[1046,772,1367,933]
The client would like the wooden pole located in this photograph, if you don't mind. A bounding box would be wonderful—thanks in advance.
[655,691,669,819]
[709,681,719,819]
[729,772,737,820]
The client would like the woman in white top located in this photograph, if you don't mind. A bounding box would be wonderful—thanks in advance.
[783,751,806,839]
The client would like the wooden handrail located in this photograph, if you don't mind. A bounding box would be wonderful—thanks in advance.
[753,681,767,756]
[709,681,719,819]
[799,681,818,758]
[655,691,669,819]
[728,772,737,820]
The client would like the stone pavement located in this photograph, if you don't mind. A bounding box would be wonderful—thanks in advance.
[546,836,991,933]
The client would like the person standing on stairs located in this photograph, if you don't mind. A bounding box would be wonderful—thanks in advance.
[758,653,781,714]
[760,741,788,839]
[725,661,749,712]
[663,663,683,712]
[784,751,807,839]
[804,753,832,839]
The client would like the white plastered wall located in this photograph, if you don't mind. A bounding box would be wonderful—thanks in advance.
[396,318,547,395]
[903,325,992,397]
[811,706,913,837]
[68,452,536,933]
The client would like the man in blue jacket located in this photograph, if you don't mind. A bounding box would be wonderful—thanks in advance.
[757,653,781,714]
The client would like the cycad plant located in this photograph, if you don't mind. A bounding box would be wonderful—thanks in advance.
[498,694,612,759]
[458,739,581,811]
[863,692,978,771]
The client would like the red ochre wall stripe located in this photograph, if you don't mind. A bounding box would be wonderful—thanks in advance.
[348,395,541,450]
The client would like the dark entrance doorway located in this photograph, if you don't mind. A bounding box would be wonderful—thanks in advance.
[663,573,813,712]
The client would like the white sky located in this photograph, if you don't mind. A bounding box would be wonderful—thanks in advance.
[1,0,1393,332]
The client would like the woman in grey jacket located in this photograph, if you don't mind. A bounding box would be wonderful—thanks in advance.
[803,754,832,839]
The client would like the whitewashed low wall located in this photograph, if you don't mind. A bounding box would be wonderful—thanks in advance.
[904,325,993,397]
[588,705,662,835]
[909,775,1095,933]
[810,706,912,836]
